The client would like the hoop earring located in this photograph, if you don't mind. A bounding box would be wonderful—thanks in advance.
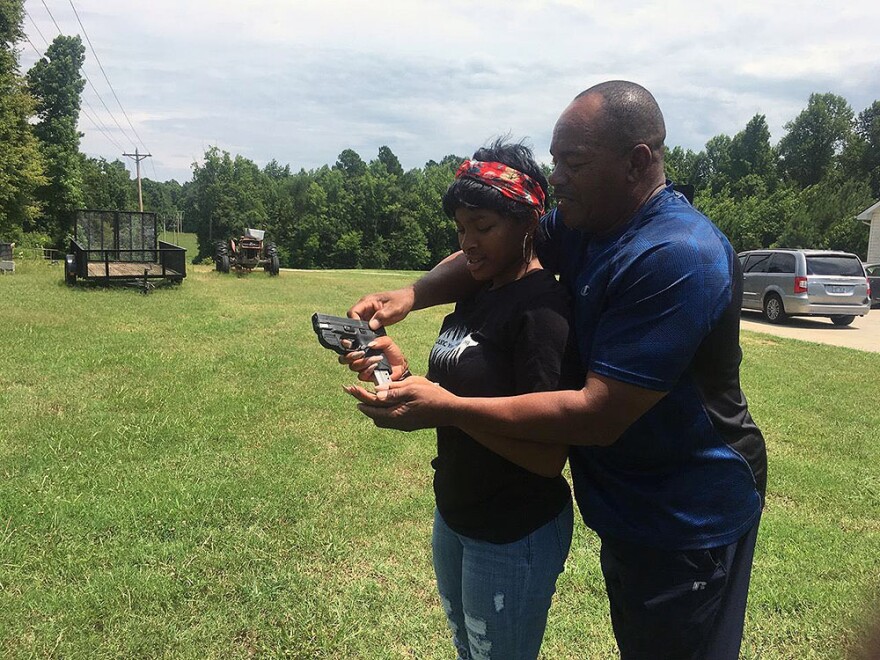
[522,233,535,264]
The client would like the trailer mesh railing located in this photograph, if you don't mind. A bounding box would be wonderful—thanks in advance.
[76,210,158,262]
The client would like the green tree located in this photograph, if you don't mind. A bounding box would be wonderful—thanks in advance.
[691,134,732,194]
[142,178,184,228]
[407,157,459,265]
[0,0,45,239]
[386,215,430,269]
[853,101,880,198]
[80,156,136,210]
[777,93,854,188]
[696,181,796,252]
[794,173,871,255]
[334,148,367,178]
[664,146,699,186]
[186,147,268,260]
[27,34,86,245]
[287,179,335,268]
[332,229,363,268]
[728,114,778,195]
[376,145,403,177]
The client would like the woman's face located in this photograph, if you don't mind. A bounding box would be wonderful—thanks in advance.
[454,207,531,288]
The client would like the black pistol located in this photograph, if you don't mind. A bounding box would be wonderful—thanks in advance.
[311,313,393,385]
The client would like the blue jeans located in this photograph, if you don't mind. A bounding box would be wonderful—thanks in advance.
[432,502,574,660]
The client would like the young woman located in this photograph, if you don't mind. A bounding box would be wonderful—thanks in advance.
[344,140,581,659]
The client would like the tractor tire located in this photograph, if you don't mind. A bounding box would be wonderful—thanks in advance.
[215,241,229,272]
[220,255,231,273]
[264,242,279,275]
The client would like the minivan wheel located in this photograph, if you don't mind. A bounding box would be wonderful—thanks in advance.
[763,294,787,324]
[830,315,855,326]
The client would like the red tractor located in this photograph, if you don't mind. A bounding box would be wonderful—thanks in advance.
[215,228,280,275]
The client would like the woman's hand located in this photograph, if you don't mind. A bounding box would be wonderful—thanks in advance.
[343,376,457,431]
[339,335,409,383]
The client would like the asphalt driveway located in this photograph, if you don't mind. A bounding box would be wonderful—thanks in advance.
[741,309,879,353]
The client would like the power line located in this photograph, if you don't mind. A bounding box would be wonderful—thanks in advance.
[36,0,139,149]
[25,8,129,157]
[21,29,126,154]
[33,0,161,180]
[81,101,125,151]
[20,31,43,60]
[66,0,159,179]
[24,8,49,45]
[38,0,63,34]
[67,0,150,155]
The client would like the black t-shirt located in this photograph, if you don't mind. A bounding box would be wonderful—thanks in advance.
[426,269,582,543]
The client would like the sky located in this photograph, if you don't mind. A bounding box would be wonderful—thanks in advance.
[18,0,880,183]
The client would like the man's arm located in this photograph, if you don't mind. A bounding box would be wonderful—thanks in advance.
[349,371,666,447]
[464,430,568,477]
[455,372,665,447]
[344,379,569,476]
[348,251,480,329]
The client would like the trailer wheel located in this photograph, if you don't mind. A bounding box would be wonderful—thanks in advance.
[64,254,77,285]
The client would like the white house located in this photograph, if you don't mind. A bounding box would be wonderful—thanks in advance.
[857,200,880,262]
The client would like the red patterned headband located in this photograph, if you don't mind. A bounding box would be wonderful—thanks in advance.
[454,159,545,213]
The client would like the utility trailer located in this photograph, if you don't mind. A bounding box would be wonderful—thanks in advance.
[65,210,186,291]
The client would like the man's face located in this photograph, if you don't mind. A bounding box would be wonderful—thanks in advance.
[549,97,630,234]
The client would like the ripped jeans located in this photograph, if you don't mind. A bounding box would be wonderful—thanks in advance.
[432,502,573,660]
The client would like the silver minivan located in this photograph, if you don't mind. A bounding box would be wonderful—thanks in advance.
[739,249,871,326]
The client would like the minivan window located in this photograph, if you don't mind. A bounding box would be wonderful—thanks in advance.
[768,253,796,274]
[743,254,771,273]
[805,256,864,276]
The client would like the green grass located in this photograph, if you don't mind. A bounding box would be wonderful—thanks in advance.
[1,260,879,659]
[159,231,199,261]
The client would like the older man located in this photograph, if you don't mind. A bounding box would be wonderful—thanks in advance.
[347,81,766,659]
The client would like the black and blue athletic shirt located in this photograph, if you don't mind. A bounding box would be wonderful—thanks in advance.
[538,184,767,550]
[426,269,582,544]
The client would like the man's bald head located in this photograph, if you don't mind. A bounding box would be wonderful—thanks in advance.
[549,81,668,234]
[574,81,666,157]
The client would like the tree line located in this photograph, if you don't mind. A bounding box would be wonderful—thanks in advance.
[2,0,878,267]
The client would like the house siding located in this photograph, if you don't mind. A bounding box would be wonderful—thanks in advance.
[869,209,880,263]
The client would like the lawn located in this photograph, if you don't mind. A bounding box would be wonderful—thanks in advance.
[158,231,199,261]
[1,260,879,659]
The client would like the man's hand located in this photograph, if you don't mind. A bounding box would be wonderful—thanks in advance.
[347,287,415,330]
[343,376,457,431]
[339,335,409,383]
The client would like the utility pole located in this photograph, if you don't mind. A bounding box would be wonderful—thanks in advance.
[123,148,152,212]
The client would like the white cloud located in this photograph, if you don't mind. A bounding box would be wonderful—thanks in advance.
[20,0,880,181]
